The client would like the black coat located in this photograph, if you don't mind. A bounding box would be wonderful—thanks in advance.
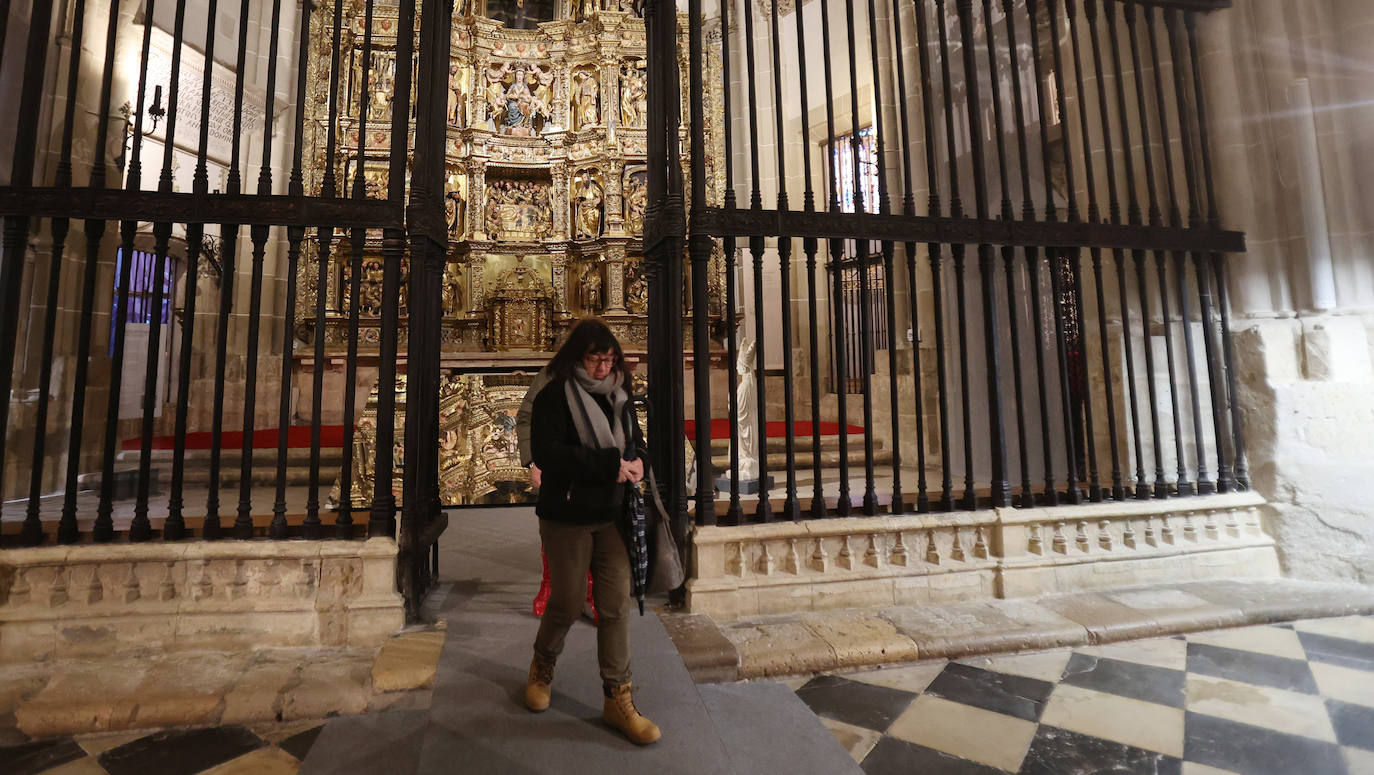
[531,378,646,525]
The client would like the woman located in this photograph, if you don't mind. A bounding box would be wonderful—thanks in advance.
[525,318,660,745]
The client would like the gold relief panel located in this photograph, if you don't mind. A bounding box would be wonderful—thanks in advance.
[483,177,553,241]
[484,60,556,136]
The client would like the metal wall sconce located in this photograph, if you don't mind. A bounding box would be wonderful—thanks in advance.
[112,84,166,172]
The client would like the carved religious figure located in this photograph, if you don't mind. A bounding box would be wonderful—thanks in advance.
[620,62,645,128]
[575,175,604,239]
[572,69,600,130]
[488,0,556,29]
[625,262,647,313]
[577,0,597,22]
[735,338,760,481]
[448,65,466,126]
[443,262,464,315]
[624,170,647,236]
[579,263,603,311]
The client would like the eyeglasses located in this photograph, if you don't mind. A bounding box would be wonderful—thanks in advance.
[583,354,617,367]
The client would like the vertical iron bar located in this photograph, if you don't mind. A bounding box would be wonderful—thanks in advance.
[24,0,90,545]
[0,0,56,531]
[689,0,716,525]
[935,0,976,510]
[206,0,254,538]
[771,0,801,521]
[1162,8,1212,494]
[1046,0,1094,502]
[1106,0,1159,498]
[308,0,347,537]
[272,0,317,539]
[985,0,1033,509]
[1004,0,1057,506]
[1029,0,1082,504]
[237,0,286,538]
[339,0,378,539]
[170,0,222,540]
[372,0,417,536]
[1184,11,1239,492]
[821,0,850,517]
[61,0,124,543]
[1062,0,1111,501]
[913,0,954,512]
[742,0,773,523]
[720,0,743,525]
[794,0,826,519]
[958,0,1011,508]
[1128,3,1184,497]
[132,0,190,542]
[891,0,928,513]
[847,0,878,515]
[1085,0,1133,500]
[870,0,903,513]
[1145,6,1202,494]
[97,0,160,542]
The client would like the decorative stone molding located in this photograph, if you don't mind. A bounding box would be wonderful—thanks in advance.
[687,493,1279,620]
[0,539,404,663]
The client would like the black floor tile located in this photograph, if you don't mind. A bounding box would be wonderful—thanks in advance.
[1021,726,1182,775]
[1184,711,1347,775]
[1328,698,1374,751]
[794,675,918,734]
[926,662,1056,723]
[1300,631,1374,671]
[278,724,326,761]
[1061,652,1187,709]
[0,737,87,775]
[859,736,1005,775]
[1186,642,1320,694]
[98,726,267,775]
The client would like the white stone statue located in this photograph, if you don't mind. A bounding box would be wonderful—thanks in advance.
[736,337,760,481]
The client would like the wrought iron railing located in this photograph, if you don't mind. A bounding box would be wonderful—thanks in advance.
[646,0,1249,530]
[0,0,453,617]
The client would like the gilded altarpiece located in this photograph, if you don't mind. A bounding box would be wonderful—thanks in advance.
[304,1,726,505]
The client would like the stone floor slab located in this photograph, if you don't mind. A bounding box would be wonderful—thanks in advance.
[880,599,1089,660]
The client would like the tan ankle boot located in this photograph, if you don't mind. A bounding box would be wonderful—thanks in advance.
[603,683,661,745]
[525,656,555,712]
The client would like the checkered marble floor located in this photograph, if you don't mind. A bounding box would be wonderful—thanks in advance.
[785,616,1374,775]
[1,720,323,775]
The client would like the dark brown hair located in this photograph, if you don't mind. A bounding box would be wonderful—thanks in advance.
[547,317,631,383]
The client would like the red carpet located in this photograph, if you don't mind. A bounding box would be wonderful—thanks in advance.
[683,419,864,440]
[122,426,347,451]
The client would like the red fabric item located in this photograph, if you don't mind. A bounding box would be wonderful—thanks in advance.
[682,419,864,440]
[534,548,552,617]
[121,426,347,452]
[532,545,598,623]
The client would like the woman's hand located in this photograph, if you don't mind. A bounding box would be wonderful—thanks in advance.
[529,464,541,489]
[618,458,644,484]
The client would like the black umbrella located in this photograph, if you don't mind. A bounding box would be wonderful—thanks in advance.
[620,477,649,615]
[619,399,650,615]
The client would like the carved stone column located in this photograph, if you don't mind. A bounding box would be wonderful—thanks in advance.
[604,160,625,235]
[551,163,570,239]
[605,242,627,313]
[549,246,570,316]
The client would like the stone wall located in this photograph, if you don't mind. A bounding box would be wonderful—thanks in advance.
[687,493,1279,620]
[0,538,404,663]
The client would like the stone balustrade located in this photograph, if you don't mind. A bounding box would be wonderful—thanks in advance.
[687,493,1279,620]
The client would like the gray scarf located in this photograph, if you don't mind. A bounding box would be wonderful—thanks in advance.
[565,363,629,454]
